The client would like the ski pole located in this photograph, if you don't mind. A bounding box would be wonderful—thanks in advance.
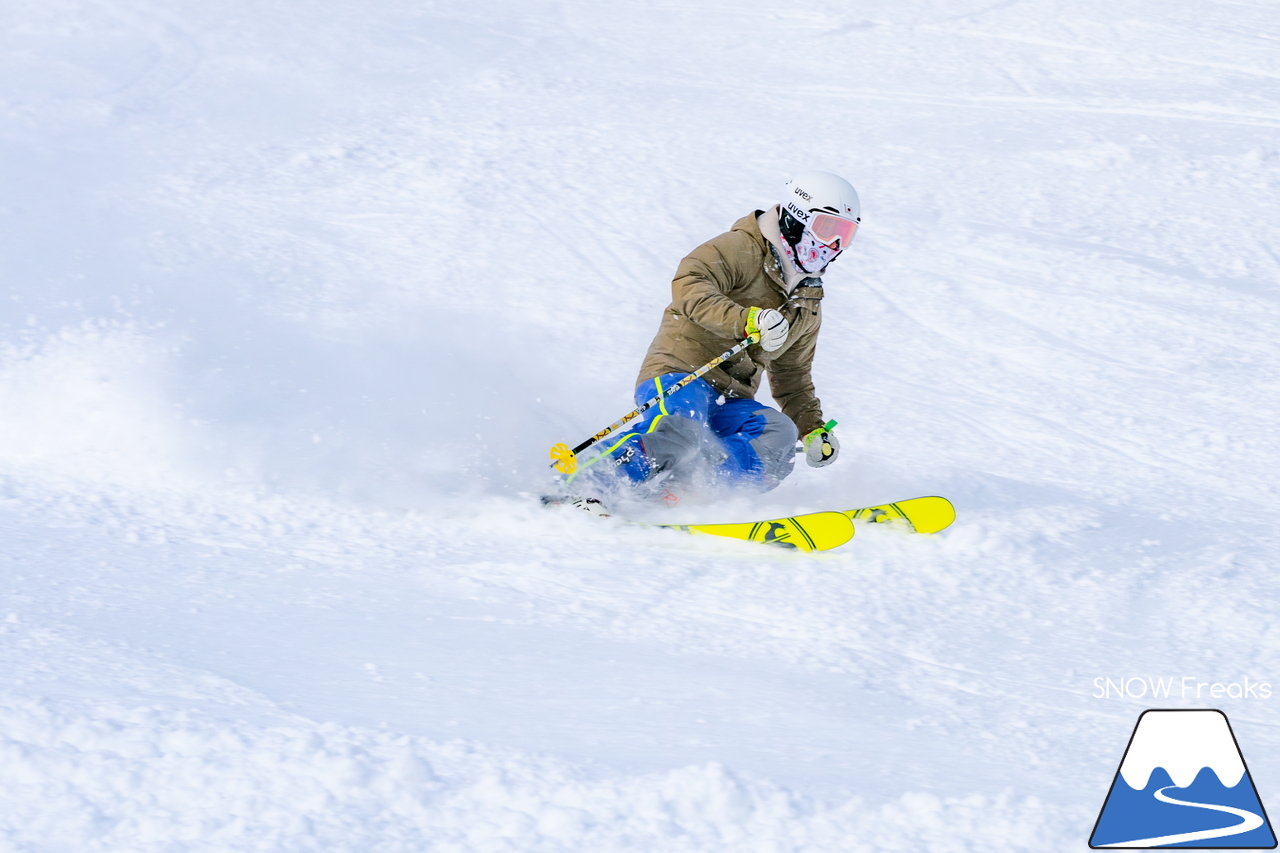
[549,334,759,475]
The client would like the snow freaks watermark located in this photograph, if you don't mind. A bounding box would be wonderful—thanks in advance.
[1089,710,1277,848]
[1093,676,1273,701]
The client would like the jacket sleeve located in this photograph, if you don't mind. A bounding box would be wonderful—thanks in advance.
[767,311,824,436]
[669,233,753,339]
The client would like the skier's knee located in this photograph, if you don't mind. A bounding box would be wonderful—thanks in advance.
[750,408,798,488]
[640,415,703,473]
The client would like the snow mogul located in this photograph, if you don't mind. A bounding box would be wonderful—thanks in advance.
[562,171,859,507]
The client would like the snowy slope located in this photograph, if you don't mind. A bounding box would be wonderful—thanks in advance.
[3,0,1280,849]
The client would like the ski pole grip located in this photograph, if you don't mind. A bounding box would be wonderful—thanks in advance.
[824,419,837,431]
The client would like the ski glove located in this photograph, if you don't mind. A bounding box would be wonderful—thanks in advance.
[745,307,789,352]
[803,424,840,468]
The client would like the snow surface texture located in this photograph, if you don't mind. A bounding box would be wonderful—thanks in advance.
[2,0,1279,849]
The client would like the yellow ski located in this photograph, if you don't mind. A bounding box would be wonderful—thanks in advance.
[543,495,951,549]
[844,496,955,534]
[659,511,854,552]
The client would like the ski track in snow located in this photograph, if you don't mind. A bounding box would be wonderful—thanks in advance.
[2,0,1280,849]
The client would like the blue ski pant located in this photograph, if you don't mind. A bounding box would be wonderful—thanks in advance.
[602,372,798,491]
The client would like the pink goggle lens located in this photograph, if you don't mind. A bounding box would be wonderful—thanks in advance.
[810,213,858,248]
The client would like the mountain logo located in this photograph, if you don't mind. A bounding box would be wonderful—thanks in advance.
[1090,709,1276,848]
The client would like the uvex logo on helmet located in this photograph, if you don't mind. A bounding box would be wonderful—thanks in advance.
[792,187,813,202]
[784,200,811,222]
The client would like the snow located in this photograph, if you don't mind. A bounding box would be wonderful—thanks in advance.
[2,0,1280,849]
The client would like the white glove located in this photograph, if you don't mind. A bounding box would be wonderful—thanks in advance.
[803,426,840,468]
[746,307,789,352]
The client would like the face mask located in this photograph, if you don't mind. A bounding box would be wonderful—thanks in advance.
[790,229,842,273]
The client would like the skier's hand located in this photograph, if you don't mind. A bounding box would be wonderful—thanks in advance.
[803,426,839,468]
[746,307,789,352]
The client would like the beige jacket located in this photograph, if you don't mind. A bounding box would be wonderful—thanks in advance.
[636,207,826,436]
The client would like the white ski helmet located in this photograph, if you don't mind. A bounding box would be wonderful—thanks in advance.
[779,171,861,272]
[781,170,861,231]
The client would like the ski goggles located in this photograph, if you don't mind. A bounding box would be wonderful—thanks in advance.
[808,213,858,249]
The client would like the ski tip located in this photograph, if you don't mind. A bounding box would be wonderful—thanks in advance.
[540,494,611,517]
[843,496,955,534]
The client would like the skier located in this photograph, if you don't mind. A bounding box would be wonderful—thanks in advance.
[590,170,859,502]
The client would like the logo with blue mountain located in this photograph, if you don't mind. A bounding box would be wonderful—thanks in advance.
[1091,709,1276,848]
